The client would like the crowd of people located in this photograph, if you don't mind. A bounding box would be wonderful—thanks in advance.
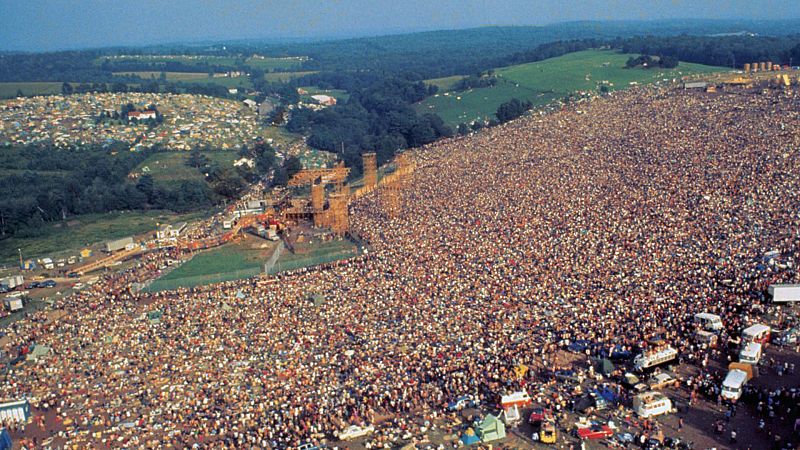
[1,84,799,448]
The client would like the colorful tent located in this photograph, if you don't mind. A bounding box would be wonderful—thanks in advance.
[460,427,480,445]
[477,414,506,442]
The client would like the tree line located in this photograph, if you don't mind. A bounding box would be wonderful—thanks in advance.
[0,141,303,239]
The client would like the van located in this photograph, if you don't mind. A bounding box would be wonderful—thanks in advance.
[739,342,762,365]
[721,369,750,401]
[634,346,678,371]
[500,391,532,409]
[742,324,770,345]
[694,313,723,331]
[633,392,674,418]
[694,330,718,348]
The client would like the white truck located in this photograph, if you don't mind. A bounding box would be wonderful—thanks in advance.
[768,284,800,303]
[721,369,750,401]
[739,342,762,365]
[694,312,724,331]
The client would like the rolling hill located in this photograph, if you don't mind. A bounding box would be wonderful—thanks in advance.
[416,49,728,126]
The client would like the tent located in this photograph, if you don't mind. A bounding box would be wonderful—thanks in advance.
[25,345,50,362]
[0,428,11,450]
[460,427,480,446]
[596,358,615,376]
[477,414,506,442]
[573,396,594,413]
[308,293,325,306]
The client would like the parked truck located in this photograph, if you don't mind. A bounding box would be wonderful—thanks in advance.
[768,284,800,303]
[104,236,135,253]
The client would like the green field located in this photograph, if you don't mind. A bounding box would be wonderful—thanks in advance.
[417,50,727,126]
[264,71,317,83]
[133,151,238,185]
[97,55,239,67]
[0,82,63,98]
[246,56,308,71]
[145,237,359,291]
[0,210,205,265]
[424,75,466,92]
[144,244,269,292]
[96,55,307,71]
[270,239,359,274]
[186,76,253,89]
[112,71,211,81]
[299,86,350,103]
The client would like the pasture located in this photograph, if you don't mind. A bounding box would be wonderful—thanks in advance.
[132,151,239,186]
[112,71,210,81]
[417,49,727,126]
[0,210,205,265]
[0,82,65,99]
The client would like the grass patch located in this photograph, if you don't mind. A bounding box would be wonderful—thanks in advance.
[145,243,271,291]
[112,71,211,81]
[0,82,64,99]
[424,75,466,92]
[417,49,727,126]
[270,239,359,274]
[246,56,308,71]
[264,71,317,82]
[133,151,238,185]
[298,86,350,103]
[0,210,205,265]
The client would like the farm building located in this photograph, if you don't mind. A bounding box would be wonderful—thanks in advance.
[310,95,337,106]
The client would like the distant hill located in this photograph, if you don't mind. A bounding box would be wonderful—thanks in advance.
[416,49,727,126]
[236,19,800,78]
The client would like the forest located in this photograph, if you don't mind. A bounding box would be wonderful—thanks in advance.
[3,20,800,238]
[0,142,299,238]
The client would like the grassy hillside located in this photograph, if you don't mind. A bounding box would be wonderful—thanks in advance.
[418,49,727,126]
[132,151,238,186]
[0,210,205,265]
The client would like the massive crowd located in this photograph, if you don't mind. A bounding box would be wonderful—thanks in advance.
[0,92,261,150]
[1,85,799,448]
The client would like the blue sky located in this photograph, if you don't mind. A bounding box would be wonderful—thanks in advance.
[1,0,798,51]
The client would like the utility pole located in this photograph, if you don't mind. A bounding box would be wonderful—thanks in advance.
[18,248,22,269]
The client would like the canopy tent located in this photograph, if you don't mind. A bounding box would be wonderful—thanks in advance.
[460,427,480,446]
[25,345,50,362]
[596,358,615,376]
[477,414,506,442]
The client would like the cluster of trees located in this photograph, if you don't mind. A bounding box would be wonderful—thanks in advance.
[454,72,498,91]
[286,75,451,173]
[0,143,258,238]
[624,54,679,69]
[495,98,533,123]
[613,34,800,68]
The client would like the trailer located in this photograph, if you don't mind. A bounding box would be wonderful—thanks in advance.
[768,284,800,303]
[0,400,30,423]
[104,236,135,253]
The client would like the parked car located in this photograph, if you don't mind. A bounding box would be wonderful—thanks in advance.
[649,372,679,390]
[577,424,614,440]
[338,424,374,441]
[40,280,56,288]
[772,327,798,347]
[447,395,479,411]
[620,372,648,393]
[528,406,554,425]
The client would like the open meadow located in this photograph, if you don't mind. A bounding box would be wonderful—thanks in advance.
[418,49,728,125]
[0,210,205,265]
[132,151,239,186]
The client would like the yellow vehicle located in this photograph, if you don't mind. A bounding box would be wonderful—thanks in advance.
[540,420,557,444]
